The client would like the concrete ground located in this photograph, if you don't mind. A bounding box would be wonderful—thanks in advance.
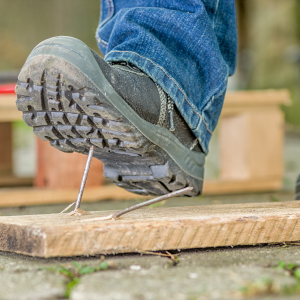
[2,243,300,300]
[0,130,299,299]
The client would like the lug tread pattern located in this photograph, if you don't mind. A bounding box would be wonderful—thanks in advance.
[104,161,202,196]
[16,71,146,155]
[16,67,202,196]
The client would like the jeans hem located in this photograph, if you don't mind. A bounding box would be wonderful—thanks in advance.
[193,81,227,153]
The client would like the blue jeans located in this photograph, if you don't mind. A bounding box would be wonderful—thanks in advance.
[96,0,237,154]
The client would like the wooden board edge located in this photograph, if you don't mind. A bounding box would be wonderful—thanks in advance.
[1,201,300,257]
[0,222,45,257]
[0,175,33,187]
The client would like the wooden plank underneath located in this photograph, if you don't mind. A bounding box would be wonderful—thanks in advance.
[0,201,300,257]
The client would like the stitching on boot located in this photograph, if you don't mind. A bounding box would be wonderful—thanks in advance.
[167,96,175,132]
[189,138,199,150]
[112,65,149,77]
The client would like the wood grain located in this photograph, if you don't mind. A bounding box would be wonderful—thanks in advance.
[0,201,299,257]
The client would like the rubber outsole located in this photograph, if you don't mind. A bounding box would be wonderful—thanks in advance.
[16,37,204,196]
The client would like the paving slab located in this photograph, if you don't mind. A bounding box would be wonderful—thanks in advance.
[1,245,300,299]
[69,246,300,300]
[1,271,66,300]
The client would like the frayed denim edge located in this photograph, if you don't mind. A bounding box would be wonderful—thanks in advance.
[95,0,115,49]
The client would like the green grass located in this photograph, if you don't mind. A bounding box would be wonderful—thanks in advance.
[43,260,111,298]
[239,261,300,297]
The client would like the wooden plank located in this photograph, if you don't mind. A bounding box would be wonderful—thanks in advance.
[0,174,32,187]
[0,176,283,208]
[224,89,290,107]
[0,185,148,208]
[0,95,21,122]
[0,95,17,107]
[222,91,290,117]
[0,122,12,173]
[0,110,22,122]
[0,90,290,122]
[0,201,299,257]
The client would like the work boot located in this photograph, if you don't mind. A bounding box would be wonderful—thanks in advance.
[16,36,205,196]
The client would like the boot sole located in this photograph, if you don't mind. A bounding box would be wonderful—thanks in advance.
[16,36,205,196]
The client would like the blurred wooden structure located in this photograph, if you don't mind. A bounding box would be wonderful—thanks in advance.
[203,89,290,194]
[0,185,144,208]
[0,89,290,206]
[35,139,103,189]
[0,92,104,190]
[0,93,31,187]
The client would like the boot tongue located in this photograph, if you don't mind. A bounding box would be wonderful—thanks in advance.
[109,61,162,125]
[90,50,162,125]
